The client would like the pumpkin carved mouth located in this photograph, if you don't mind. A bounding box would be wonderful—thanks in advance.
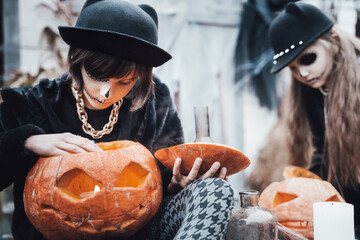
[280,221,308,229]
[41,201,150,233]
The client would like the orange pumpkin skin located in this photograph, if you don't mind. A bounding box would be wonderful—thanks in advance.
[24,140,162,240]
[154,143,250,177]
[259,178,345,239]
[282,166,322,180]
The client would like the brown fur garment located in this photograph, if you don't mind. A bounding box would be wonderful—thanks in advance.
[246,91,312,192]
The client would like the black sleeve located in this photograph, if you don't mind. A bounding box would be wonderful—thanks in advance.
[154,104,184,197]
[309,151,324,178]
[0,123,45,191]
[152,81,184,153]
[0,89,46,190]
[152,79,184,196]
[304,87,327,179]
[308,132,328,181]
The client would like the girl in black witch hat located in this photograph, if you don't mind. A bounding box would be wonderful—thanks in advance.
[269,1,360,237]
[0,0,235,239]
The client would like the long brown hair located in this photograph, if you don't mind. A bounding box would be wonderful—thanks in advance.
[288,25,360,187]
[67,47,154,111]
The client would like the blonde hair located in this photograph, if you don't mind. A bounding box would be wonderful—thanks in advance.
[288,25,360,187]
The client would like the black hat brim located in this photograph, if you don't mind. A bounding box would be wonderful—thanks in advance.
[270,22,333,74]
[58,26,172,67]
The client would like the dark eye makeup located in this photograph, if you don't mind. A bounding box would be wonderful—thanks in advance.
[298,52,317,66]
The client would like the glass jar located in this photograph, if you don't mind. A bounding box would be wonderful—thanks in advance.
[193,106,213,143]
[226,190,278,240]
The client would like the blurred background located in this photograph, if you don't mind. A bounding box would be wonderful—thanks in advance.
[0,0,359,238]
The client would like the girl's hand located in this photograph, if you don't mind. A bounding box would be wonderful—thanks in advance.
[25,133,103,157]
[167,157,227,193]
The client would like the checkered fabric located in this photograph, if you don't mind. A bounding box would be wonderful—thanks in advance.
[158,178,235,240]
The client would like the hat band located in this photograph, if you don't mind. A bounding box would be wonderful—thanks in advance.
[273,40,304,65]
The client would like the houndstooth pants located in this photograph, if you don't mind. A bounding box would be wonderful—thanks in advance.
[156,178,236,240]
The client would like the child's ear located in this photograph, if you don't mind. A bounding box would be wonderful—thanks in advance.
[330,33,340,53]
[331,33,340,41]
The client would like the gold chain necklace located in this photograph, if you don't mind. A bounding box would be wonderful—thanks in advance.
[71,86,123,139]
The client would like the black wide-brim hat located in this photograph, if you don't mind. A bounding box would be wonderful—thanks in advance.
[269,2,334,74]
[58,0,172,67]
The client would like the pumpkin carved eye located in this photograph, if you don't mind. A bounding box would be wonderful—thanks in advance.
[325,194,342,202]
[57,162,150,199]
[115,162,150,188]
[272,192,298,208]
[57,169,103,200]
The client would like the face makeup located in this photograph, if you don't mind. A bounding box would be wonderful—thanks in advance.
[80,66,137,110]
[288,40,332,89]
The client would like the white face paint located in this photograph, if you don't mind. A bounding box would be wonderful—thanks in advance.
[99,82,110,98]
[80,66,137,110]
[288,39,333,89]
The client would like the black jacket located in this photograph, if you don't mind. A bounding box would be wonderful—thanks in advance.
[303,85,360,237]
[0,73,184,240]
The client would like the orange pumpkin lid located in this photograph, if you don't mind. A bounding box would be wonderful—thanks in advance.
[154,143,251,177]
[282,165,321,180]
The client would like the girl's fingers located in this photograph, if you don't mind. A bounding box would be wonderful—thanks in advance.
[218,167,227,179]
[56,142,88,154]
[64,133,103,152]
[76,139,103,152]
[45,148,69,157]
[173,158,182,176]
[173,158,184,182]
[186,158,202,182]
[200,161,221,178]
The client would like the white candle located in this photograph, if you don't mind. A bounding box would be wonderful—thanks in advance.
[313,202,354,240]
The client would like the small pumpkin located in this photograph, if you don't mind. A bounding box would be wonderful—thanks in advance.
[259,167,344,239]
[154,143,250,177]
[24,140,162,240]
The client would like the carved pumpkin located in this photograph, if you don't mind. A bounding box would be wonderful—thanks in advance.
[24,140,162,240]
[259,167,345,239]
[154,143,250,177]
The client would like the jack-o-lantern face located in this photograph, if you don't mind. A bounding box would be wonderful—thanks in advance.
[258,178,344,239]
[24,140,162,240]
